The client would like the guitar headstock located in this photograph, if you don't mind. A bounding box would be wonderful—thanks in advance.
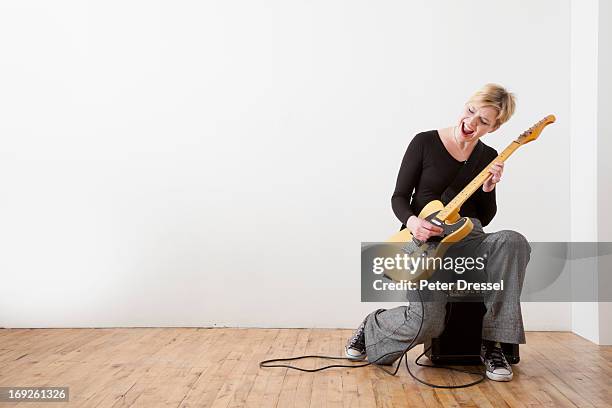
[516,114,556,145]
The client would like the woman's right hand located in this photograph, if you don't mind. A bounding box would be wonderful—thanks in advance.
[406,216,444,242]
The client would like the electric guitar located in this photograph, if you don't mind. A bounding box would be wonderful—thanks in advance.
[383,115,556,283]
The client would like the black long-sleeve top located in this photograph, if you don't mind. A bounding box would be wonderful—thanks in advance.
[392,130,498,227]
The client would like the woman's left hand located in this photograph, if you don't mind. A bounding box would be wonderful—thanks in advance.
[483,161,504,192]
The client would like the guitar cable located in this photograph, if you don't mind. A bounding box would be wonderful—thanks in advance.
[259,287,486,389]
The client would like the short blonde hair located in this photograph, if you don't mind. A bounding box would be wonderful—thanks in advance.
[468,83,516,128]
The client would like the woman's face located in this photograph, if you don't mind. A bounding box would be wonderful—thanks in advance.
[456,104,499,142]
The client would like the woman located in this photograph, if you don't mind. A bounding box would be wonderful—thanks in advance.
[346,84,530,382]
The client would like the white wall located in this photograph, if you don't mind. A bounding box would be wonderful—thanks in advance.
[569,0,612,345]
[0,1,571,329]
[570,0,600,343]
[596,0,612,345]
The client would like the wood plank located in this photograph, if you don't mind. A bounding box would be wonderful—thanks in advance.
[0,330,610,408]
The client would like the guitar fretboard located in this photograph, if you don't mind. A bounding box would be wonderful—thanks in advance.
[436,141,521,221]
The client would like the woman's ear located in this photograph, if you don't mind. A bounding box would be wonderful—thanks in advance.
[489,122,501,133]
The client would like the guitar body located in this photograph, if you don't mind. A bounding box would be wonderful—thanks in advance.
[382,200,474,283]
[387,200,473,244]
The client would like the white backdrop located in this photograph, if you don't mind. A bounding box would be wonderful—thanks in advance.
[0,1,571,329]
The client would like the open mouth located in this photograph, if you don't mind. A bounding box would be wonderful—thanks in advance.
[461,122,475,136]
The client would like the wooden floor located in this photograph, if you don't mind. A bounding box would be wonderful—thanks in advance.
[0,329,610,407]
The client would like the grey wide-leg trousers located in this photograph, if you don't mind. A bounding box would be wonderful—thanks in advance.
[363,218,531,365]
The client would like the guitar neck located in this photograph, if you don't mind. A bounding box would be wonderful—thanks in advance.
[437,141,522,221]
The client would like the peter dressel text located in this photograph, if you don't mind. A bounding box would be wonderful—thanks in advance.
[373,279,504,291]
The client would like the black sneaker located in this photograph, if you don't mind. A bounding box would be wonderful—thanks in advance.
[480,340,513,381]
[345,320,366,361]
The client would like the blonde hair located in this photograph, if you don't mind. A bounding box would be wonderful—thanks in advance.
[468,83,516,128]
